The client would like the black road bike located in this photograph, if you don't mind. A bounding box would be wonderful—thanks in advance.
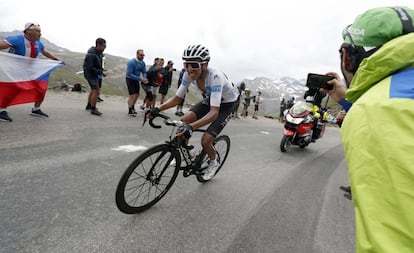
[115,113,231,214]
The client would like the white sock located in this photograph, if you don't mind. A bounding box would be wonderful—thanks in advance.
[209,159,218,166]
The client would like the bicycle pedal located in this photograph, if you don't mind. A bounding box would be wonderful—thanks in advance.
[182,169,193,177]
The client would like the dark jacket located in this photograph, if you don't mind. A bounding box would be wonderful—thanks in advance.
[146,64,162,86]
[162,66,173,86]
[83,47,103,80]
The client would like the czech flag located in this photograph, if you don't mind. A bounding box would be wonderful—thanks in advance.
[0,51,63,108]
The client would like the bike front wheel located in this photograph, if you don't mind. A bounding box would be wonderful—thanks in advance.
[280,135,292,152]
[196,135,231,183]
[115,144,180,214]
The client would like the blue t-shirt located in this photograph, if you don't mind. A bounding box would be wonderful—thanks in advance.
[4,34,44,58]
[126,58,147,81]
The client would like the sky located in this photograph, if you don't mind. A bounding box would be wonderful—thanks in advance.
[1,0,412,82]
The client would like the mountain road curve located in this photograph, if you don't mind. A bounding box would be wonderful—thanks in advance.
[0,92,355,253]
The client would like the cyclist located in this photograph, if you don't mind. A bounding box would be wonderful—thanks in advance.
[147,44,239,180]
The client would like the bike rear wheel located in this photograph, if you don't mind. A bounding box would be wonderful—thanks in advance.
[196,135,231,183]
[115,144,180,214]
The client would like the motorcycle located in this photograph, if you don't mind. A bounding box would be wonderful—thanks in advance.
[280,101,326,152]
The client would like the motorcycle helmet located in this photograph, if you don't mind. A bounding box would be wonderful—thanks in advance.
[305,96,314,103]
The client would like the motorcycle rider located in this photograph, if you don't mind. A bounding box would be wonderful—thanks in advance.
[303,89,329,141]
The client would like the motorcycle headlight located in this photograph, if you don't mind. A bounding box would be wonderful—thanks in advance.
[286,114,303,124]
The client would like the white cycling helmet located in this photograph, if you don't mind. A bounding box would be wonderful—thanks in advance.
[182,44,210,62]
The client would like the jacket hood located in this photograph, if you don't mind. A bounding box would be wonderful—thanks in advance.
[346,33,414,102]
[87,47,99,54]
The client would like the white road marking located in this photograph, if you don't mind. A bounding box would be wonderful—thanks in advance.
[260,131,270,135]
[112,145,147,152]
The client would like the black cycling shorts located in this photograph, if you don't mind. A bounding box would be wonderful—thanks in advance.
[190,98,236,137]
[158,84,169,95]
[126,77,140,95]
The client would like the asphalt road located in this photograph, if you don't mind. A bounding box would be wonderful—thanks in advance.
[0,92,355,253]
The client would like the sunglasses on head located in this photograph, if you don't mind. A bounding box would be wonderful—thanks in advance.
[28,22,40,28]
[184,61,205,70]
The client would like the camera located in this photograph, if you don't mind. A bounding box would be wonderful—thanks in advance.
[306,73,334,90]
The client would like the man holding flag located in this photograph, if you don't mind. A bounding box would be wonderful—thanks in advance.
[0,22,62,122]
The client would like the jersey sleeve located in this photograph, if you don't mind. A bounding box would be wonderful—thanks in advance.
[209,75,224,107]
[176,71,190,98]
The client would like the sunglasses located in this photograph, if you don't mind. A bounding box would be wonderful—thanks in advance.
[27,22,40,29]
[184,62,204,70]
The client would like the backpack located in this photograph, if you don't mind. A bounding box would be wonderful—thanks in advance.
[72,83,82,92]
[252,95,256,103]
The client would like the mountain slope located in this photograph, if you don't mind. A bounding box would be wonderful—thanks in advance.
[1,31,339,115]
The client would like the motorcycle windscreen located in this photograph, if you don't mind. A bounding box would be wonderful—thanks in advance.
[290,101,312,117]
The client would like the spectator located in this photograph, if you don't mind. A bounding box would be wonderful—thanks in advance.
[83,37,106,116]
[286,96,295,110]
[252,91,262,119]
[159,60,174,105]
[125,49,149,117]
[279,97,287,122]
[143,58,163,109]
[231,82,245,119]
[240,89,251,117]
[140,57,159,110]
[175,68,186,116]
[323,6,414,252]
[0,22,61,122]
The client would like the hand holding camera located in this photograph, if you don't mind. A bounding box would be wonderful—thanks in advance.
[306,73,335,90]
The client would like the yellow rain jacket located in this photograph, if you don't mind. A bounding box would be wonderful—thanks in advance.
[341,33,414,252]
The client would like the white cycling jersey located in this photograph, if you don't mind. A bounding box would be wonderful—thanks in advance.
[176,67,239,107]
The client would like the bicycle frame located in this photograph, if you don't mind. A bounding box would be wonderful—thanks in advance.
[148,115,208,178]
[165,126,207,177]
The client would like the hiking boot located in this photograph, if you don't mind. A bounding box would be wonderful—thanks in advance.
[30,109,48,117]
[202,160,220,180]
[85,104,93,111]
[91,109,102,116]
[0,111,12,122]
[97,97,104,102]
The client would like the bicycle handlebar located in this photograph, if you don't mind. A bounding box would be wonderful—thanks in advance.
[149,113,169,128]
[143,112,182,129]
